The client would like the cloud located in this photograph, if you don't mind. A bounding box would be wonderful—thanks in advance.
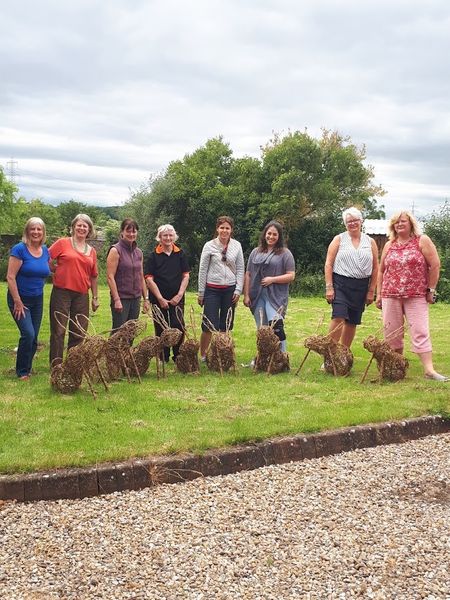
[1,0,449,214]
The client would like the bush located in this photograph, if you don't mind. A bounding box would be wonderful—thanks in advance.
[437,277,450,303]
[0,242,9,281]
[292,271,323,297]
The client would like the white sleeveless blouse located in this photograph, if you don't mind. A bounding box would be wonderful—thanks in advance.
[333,232,373,278]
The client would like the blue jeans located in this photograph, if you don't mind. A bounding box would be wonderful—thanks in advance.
[7,291,44,377]
[252,288,287,352]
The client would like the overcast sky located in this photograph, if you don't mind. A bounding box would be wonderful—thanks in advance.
[1,0,449,219]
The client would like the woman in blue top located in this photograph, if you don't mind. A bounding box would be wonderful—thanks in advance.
[6,217,50,380]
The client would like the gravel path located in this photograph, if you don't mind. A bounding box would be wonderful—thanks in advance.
[1,434,449,600]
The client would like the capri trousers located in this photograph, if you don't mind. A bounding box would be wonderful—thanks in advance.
[382,296,432,354]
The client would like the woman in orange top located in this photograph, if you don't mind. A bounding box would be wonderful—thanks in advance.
[49,213,99,365]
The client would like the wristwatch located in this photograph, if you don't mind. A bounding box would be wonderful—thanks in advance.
[426,288,436,293]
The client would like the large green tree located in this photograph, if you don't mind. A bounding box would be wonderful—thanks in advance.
[123,130,386,274]
[259,129,385,231]
[125,137,239,264]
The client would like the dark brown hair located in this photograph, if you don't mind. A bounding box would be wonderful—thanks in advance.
[213,216,234,240]
[216,215,234,230]
[120,218,139,232]
[258,220,285,254]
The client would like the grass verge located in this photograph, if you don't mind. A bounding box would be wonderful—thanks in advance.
[0,283,449,473]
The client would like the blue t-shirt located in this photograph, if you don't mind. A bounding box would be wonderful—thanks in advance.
[10,242,51,296]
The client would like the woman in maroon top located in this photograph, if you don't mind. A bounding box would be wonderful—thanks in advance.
[376,210,448,381]
[106,218,149,333]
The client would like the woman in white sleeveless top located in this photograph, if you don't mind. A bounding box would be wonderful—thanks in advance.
[324,207,378,348]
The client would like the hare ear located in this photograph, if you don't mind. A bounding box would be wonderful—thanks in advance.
[258,307,264,329]
[202,314,217,333]
[152,304,169,329]
[225,307,233,333]
[189,306,198,342]
[175,305,187,336]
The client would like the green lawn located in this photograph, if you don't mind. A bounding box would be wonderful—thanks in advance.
[0,282,449,474]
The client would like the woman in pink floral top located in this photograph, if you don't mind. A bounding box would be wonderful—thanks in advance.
[376,210,448,381]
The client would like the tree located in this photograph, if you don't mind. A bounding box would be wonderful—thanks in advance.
[126,137,239,266]
[13,199,62,239]
[424,200,450,251]
[425,201,450,301]
[123,131,386,276]
[0,167,19,233]
[56,200,106,235]
[259,129,385,237]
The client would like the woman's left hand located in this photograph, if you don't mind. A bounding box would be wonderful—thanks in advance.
[365,290,375,306]
[91,298,100,312]
[13,299,27,320]
[261,276,273,287]
[426,290,437,304]
[232,293,240,304]
[169,293,182,306]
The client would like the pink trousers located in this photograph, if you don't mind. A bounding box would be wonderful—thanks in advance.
[382,297,432,354]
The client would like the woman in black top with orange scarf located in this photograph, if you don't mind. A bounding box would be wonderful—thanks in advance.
[145,224,190,362]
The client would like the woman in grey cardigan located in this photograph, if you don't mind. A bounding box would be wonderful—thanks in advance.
[243,221,295,352]
[198,216,244,359]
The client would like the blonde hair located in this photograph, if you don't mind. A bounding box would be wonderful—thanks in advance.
[156,224,178,242]
[70,213,95,239]
[388,210,421,241]
[22,217,46,244]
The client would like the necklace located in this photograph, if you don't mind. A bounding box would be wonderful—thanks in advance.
[71,237,88,255]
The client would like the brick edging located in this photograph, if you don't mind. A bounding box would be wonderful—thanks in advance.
[1,415,449,503]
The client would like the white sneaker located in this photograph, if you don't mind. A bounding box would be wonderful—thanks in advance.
[241,359,255,368]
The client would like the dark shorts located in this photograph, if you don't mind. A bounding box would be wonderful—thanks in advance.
[202,285,236,332]
[332,273,370,325]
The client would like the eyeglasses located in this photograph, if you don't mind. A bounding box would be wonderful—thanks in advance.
[221,249,227,262]
[346,219,361,226]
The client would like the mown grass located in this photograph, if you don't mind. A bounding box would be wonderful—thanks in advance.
[0,282,449,474]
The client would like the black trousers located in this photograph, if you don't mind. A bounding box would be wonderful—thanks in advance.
[152,299,185,361]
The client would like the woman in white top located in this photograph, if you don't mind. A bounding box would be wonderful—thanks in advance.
[324,207,378,348]
[197,216,244,359]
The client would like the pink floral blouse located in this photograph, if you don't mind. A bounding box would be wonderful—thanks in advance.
[382,236,427,298]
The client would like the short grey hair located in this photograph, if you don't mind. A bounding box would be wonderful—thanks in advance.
[342,207,363,225]
[70,213,95,239]
[22,217,46,244]
[156,224,178,242]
